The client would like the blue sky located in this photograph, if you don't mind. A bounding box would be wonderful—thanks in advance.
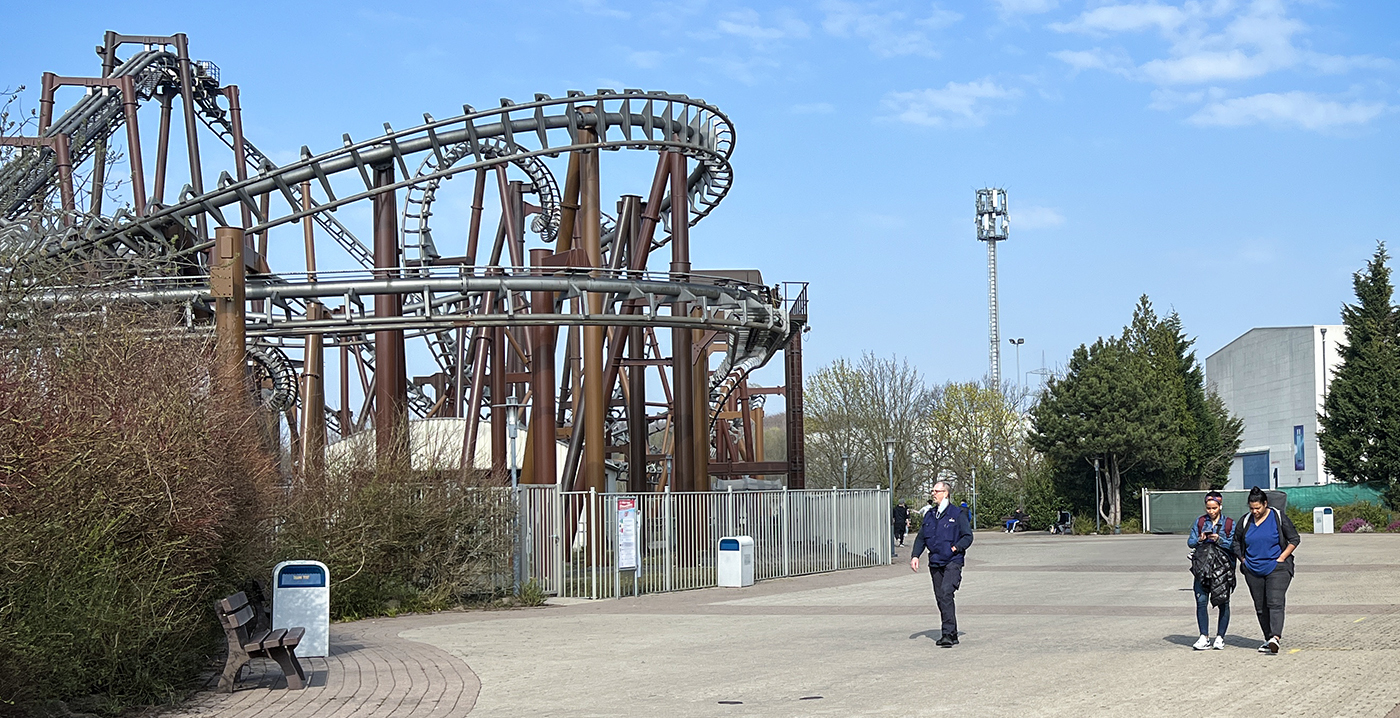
[4,0,1398,395]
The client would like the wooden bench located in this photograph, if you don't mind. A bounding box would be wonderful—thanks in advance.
[215,591,307,691]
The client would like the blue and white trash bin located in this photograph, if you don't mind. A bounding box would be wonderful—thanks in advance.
[272,560,330,657]
[1313,506,1334,534]
[717,536,754,588]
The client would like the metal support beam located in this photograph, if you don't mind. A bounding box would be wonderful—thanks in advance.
[668,148,694,491]
[372,163,407,468]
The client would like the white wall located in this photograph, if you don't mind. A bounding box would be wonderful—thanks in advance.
[1206,325,1344,489]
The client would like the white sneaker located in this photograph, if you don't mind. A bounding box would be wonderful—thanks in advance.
[1193,635,1211,650]
[1257,642,1270,653]
[1212,636,1225,650]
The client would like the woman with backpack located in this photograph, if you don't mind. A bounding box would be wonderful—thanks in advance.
[1188,491,1235,650]
[1232,487,1301,654]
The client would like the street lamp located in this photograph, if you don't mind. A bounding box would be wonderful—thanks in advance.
[1009,338,1025,392]
[884,438,895,492]
[841,453,849,490]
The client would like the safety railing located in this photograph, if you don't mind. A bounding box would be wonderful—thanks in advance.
[518,486,891,600]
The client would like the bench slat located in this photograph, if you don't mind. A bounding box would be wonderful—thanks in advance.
[259,628,289,652]
[222,604,256,630]
[217,591,249,615]
[281,626,306,647]
[242,628,273,653]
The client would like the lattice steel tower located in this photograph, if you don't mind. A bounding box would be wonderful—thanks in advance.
[976,189,1009,388]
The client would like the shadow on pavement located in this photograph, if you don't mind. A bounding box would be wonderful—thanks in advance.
[909,629,942,641]
[1163,634,1260,648]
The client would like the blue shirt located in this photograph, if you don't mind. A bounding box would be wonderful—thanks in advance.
[1243,510,1282,576]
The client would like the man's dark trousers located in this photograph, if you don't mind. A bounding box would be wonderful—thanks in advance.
[930,563,962,637]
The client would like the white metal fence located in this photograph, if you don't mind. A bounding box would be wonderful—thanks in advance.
[518,486,892,599]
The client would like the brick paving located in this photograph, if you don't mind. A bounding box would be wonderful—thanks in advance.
[166,533,1400,717]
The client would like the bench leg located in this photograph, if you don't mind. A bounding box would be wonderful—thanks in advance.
[218,651,250,693]
[268,646,306,690]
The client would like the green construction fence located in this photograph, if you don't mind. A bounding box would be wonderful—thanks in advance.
[1143,484,1384,533]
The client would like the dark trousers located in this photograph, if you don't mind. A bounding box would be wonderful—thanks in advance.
[1193,576,1230,636]
[929,563,963,637]
[1242,564,1292,639]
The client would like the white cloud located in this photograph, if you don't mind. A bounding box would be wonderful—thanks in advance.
[1051,48,1133,74]
[1014,205,1066,229]
[1187,92,1389,130]
[791,102,836,114]
[1147,87,1207,110]
[571,0,629,20]
[1051,0,1382,86]
[699,55,783,86]
[627,50,665,69]
[991,0,1058,17]
[717,8,810,44]
[883,80,1020,127]
[822,1,961,58]
[1049,2,1188,35]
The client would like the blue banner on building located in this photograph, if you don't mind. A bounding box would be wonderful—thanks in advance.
[1294,425,1305,471]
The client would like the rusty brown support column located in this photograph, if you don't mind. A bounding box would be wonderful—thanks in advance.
[224,86,252,230]
[785,329,805,489]
[465,169,487,264]
[340,337,352,436]
[490,325,507,481]
[90,37,117,215]
[301,306,326,477]
[579,108,606,494]
[668,148,693,491]
[37,72,56,134]
[152,88,174,205]
[116,77,147,216]
[530,249,558,485]
[628,326,647,490]
[555,151,581,253]
[173,34,207,240]
[52,134,74,218]
[693,331,710,490]
[372,163,407,469]
[212,227,246,396]
[300,184,325,475]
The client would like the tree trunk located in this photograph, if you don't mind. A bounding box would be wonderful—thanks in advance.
[1107,454,1123,527]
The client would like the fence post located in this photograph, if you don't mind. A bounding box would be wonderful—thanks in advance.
[726,485,735,536]
[552,485,563,597]
[664,486,673,593]
[589,487,597,600]
[830,487,838,572]
[781,486,790,578]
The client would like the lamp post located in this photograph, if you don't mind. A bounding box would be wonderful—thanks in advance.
[884,438,895,492]
[503,395,522,595]
[1009,338,1024,392]
[841,453,849,490]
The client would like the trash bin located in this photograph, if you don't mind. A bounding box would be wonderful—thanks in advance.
[272,560,330,658]
[717,536,755,588]
[1313,506,1334,534]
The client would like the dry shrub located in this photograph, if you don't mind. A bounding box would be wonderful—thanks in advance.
[273,457,516,620]
[0,304,278,710]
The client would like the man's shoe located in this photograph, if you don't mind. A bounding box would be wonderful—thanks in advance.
[1193,635,1211,650]
[948,634,959,645]
[1267,637,1280,654]
[1212,636,1225,650]
[1257,642,1270,653]
[935,635,953,647]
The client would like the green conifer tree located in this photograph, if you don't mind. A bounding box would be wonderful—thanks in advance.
[1318,243,1400,507]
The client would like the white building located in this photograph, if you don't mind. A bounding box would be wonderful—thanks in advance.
[1205,326,1343,490]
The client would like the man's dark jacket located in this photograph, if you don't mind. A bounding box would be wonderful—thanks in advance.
[911,504,973,567]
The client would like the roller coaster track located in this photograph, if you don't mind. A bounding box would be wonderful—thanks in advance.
[2,33,802,489]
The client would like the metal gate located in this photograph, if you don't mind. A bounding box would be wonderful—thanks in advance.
[519,486,891,599]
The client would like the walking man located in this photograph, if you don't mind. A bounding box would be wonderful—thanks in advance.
[910,482,973,647]
[892,500,910,553]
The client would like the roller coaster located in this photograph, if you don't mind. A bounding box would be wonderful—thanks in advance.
[0,31,808,491]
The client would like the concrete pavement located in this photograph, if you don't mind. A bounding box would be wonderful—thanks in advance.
[173,532,1400,717]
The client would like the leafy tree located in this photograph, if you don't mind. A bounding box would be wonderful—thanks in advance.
[1319,243,1400,504]
[1030,335,1178,527]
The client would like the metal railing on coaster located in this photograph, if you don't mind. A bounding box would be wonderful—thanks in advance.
[518,486,892,600]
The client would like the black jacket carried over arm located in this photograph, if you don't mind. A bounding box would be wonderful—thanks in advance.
[1232,507,1300,571]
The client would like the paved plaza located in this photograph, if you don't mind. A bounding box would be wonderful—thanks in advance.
[174,532,1400,717]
